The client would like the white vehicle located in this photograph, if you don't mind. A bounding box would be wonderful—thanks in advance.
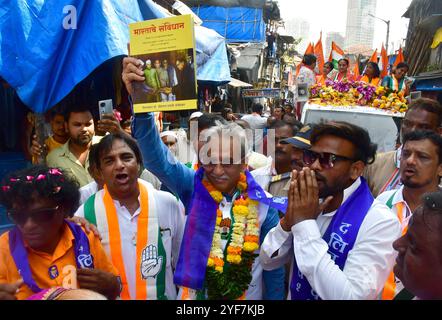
[301,103,405,153]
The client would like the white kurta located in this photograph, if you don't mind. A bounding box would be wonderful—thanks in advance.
[259,177,401,300]
[75,179,185,300]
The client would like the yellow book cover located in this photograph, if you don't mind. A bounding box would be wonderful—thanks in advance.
[129,15,197,113]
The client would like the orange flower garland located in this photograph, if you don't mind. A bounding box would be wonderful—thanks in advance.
[203,173,260,273]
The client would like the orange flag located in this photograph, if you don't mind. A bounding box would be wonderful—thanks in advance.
[296,42,315,76]
[369,49,378,63]
[353,59,360,78]
[379,44,389,78]
[314,33,325,74]
[393,47,404,67]
[305,42,314,55]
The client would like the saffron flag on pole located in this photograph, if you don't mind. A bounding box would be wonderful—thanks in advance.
[362,49,377,75]
[296,42,315,76]
[329,41,345,69]
[314,33,325,74]
[369,49,378,63]
[379,44,389,78]
[393,46,405,67]
[353,58,360,79]
[305,42,314,55]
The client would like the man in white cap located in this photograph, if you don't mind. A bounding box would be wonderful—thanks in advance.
[160,131,179,158]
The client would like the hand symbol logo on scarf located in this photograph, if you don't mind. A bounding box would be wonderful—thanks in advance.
[141,245,163,279]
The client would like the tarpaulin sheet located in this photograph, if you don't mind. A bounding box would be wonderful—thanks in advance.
[0,0,230,113]
[191,5,265,43]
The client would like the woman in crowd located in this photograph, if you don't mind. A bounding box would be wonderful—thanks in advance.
[333,58,356,82]
[382,62,412,96]
[359,62,382,86]
[316,61,334,85]
[0,165,120,300]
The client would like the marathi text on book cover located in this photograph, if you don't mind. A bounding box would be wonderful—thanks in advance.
[129,15,197,113]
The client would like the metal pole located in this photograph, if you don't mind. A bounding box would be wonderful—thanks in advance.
[386,20,390,55]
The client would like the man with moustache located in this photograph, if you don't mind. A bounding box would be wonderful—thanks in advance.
[46,106,101,187]
[364,98,442,197]
[268,124,314,197]
[260,122,401,300]
[392,191,442,300]
[377,130,442,299]
[75,133,185,300]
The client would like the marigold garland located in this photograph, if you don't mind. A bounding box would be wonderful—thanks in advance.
[202,172,260,299]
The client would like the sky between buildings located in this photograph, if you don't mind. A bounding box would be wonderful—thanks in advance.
[277,0,412,54]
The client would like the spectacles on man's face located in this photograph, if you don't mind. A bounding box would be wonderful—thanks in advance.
[8,206,60,226]
[303,149,355,169]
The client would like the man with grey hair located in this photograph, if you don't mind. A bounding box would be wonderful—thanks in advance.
[123,57,287,299]
[130,110,287,300]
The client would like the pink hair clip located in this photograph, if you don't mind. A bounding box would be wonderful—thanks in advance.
[1,186,10,192]
[48,168,62,176]
[36,174,46,181]
[26,176,34,181]
[10,178,19,182]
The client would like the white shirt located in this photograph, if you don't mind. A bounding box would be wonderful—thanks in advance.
[75,180,185,300]
[297,66,316,89]
[241,113,268,130]
[241,113,267,153]
[79,181,99,205]
[259,177,401,300]
[377,185,412,225]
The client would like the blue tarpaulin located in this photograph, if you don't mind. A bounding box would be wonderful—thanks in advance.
[0,0,230,114]
[191,5,265,43]
[415,77,442,91]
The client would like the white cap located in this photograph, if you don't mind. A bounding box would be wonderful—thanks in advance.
[146,59,151,65]
[189,111,203,121]
[160,131,177,140]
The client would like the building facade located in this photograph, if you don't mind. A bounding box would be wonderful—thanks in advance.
[345,0,377,50]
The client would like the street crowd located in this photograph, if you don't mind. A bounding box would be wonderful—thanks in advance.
[0,55,441,301]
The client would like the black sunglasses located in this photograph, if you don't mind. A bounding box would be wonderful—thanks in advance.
[7,206,60,226]
[303,149,355,169]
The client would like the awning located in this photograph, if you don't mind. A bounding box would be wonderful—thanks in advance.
[414,71,442,91]
[278,35,295,44]
[228,77,253,88]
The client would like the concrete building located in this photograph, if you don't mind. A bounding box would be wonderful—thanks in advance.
[325,32,345,57]
[345,0,377,50]
[284,18,310,53]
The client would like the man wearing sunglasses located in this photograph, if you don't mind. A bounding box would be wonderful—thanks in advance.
[0,166,120,300]
[260,121,402,300]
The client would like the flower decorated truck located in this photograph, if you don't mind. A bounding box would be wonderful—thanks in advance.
[303,80,407,153]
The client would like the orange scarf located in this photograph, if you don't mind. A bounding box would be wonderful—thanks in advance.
[103,182,150,300]
[382,202,408,300]
[360,75,381,86]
